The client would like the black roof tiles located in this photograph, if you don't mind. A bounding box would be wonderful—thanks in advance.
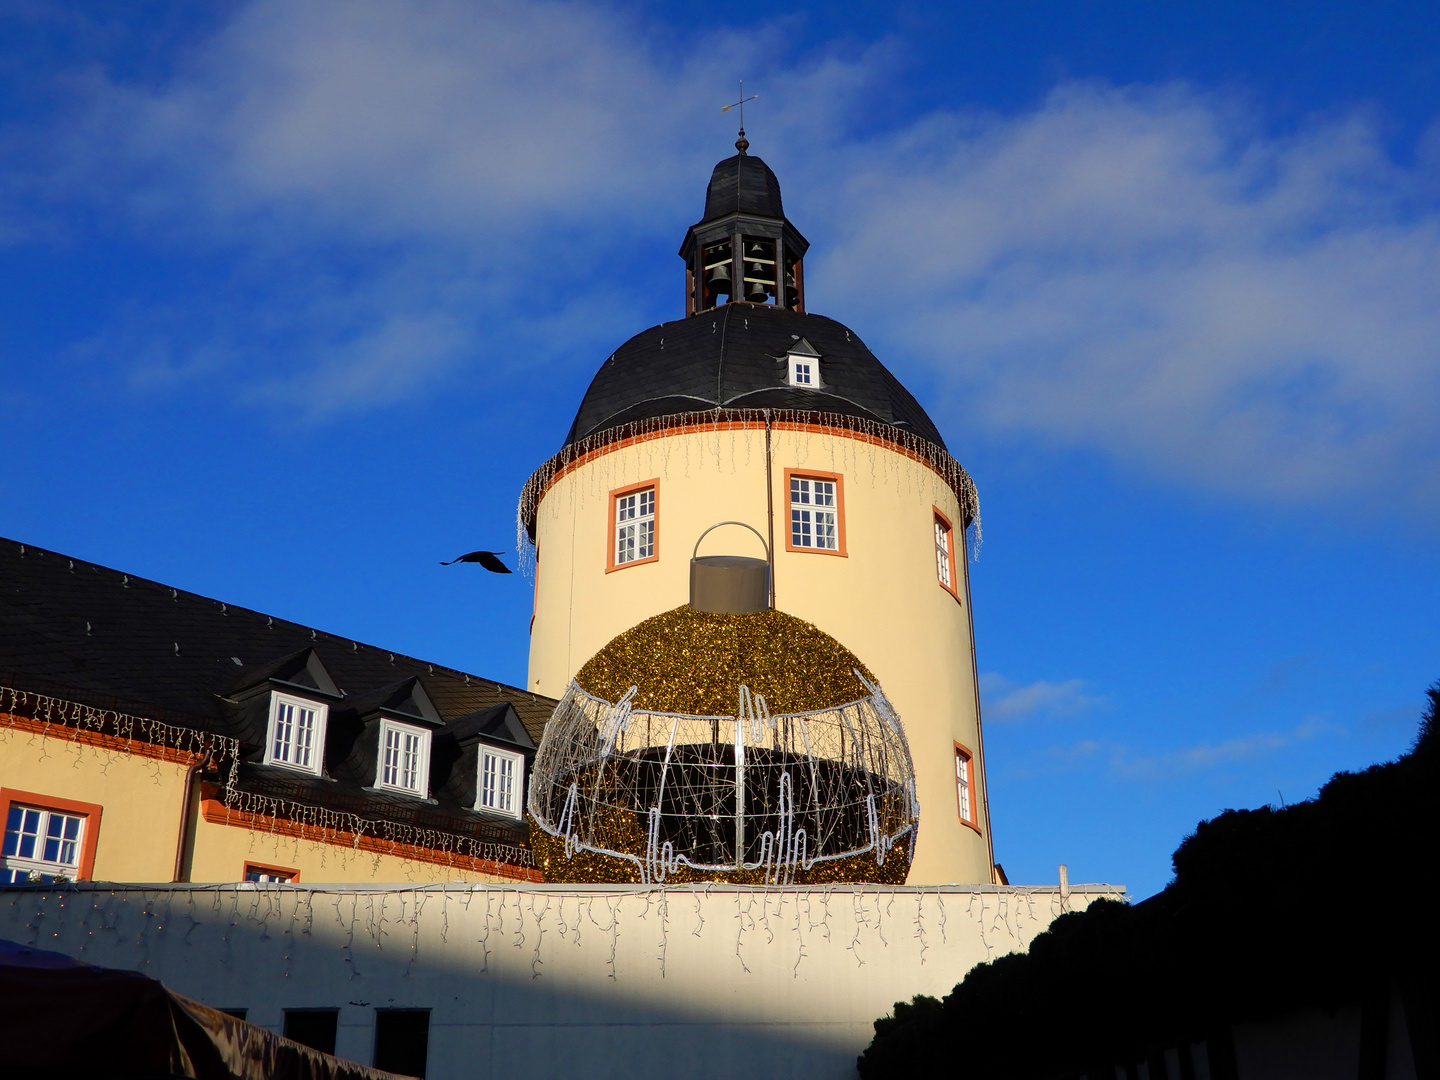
[0,537,554,853]
[563,304,947,448]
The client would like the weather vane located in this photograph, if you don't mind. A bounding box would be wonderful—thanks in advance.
[722,80,758,154]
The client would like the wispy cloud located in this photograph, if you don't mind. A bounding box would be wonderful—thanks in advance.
[823,83,1440,517]
[1007,717,1341,780]
[981,672,1106,722]
[1110,716,1340,779]
[10,2,1440,522]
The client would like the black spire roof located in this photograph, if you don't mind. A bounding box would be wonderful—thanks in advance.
[562,303,946,448]
[701,153,784,222]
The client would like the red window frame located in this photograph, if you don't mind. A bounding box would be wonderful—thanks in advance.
[933,507,961,602]
[953,744,980,833]
[0,788,103,881]
[783,469,848,557]
[606,479,660,572]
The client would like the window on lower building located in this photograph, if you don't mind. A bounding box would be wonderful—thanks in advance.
[0,792,99,884]
[244,863,298,883]
[374,1009,431,1078]
[934,511,955,592]
[377,720,431,797]
[265,692,328,775]
[477,747,523,818]
[955,746,975,826]
[283,1009,339,1055]
[612,484,657,568]
[2,805,83,884]
[787,472,843,553]
[220,1008,249,1021]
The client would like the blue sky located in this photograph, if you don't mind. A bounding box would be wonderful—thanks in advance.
[3,1,1439,899]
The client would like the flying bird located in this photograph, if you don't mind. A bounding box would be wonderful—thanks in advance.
[440,550,512,574]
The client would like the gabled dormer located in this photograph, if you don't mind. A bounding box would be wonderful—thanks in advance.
[226,647,343,777]
[321,677,443,799]
[430,703,536,821]
[784,337,822,388]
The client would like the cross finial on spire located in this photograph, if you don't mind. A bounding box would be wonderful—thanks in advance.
[722,80,758,155]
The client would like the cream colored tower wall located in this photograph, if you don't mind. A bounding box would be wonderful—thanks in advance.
[527,423,991,885]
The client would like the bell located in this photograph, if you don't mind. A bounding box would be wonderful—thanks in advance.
[706,263,732,292]
[746,280,768,303]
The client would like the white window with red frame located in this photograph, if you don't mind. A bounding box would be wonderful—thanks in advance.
[614,487,656,566]
[955,746,976,827]
[2,804,86,884]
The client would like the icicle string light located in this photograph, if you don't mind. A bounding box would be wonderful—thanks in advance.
[0,685,536,874]
[530,675,918,887]
[516,408,982,577]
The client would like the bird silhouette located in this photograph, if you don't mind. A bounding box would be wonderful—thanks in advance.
[440,550,512,574]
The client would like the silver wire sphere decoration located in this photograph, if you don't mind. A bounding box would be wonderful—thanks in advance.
[528,672,920,884]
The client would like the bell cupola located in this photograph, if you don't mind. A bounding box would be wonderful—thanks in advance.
[679,138,810,316]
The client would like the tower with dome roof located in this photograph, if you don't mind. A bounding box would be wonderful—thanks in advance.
[520,139,994,886]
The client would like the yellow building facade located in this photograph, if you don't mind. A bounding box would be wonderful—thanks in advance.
[0,537,550,889]
[0,692,539,887]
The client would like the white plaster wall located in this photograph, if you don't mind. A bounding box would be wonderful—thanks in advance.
[2,881,1122,1080]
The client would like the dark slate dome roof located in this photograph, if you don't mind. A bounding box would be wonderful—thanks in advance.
[702,154,784,222]
[563,303,946,449]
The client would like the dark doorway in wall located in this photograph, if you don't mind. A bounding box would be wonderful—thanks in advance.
[374,1009,430,1078]
[283,1008,339,1055]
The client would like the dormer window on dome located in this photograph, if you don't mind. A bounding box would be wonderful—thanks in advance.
[785,338,822,388]
[680,143,809,316]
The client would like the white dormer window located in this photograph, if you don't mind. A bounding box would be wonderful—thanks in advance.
[785,338,822,388]
[477,747,524,818]
[265,692,328,775]
[377,719,431,796]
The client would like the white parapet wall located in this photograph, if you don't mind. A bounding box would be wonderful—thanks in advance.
[2,881,1123,1079]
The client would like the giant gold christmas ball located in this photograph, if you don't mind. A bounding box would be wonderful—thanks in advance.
[529,606,919,885]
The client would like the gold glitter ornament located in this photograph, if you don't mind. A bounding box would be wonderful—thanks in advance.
[531,606,920,886]
[575,605,874,715]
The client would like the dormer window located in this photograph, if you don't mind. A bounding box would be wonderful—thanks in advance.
[477,747,524,818]
[265,692,328,775]
[377,720,431,797]
[785,339,822,388]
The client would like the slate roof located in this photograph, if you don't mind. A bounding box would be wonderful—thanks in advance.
[0,537,555,852]
[563,303,947,449]
[701,153,785,222]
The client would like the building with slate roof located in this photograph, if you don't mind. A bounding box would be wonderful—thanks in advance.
[0,536,548,885]
[522,139,996,886]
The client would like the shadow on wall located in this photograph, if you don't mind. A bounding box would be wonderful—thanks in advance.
[0,880,1116,1080]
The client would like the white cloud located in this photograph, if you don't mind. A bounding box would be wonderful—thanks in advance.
[27,0,881,412]
[13,3,1440,519]
[1010,716,1339,781]
[1110,716,1339,779]
[819,83,1440,516]
[981,672,1106,722]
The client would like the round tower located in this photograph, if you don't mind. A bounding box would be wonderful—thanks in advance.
[520,142,993,885]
